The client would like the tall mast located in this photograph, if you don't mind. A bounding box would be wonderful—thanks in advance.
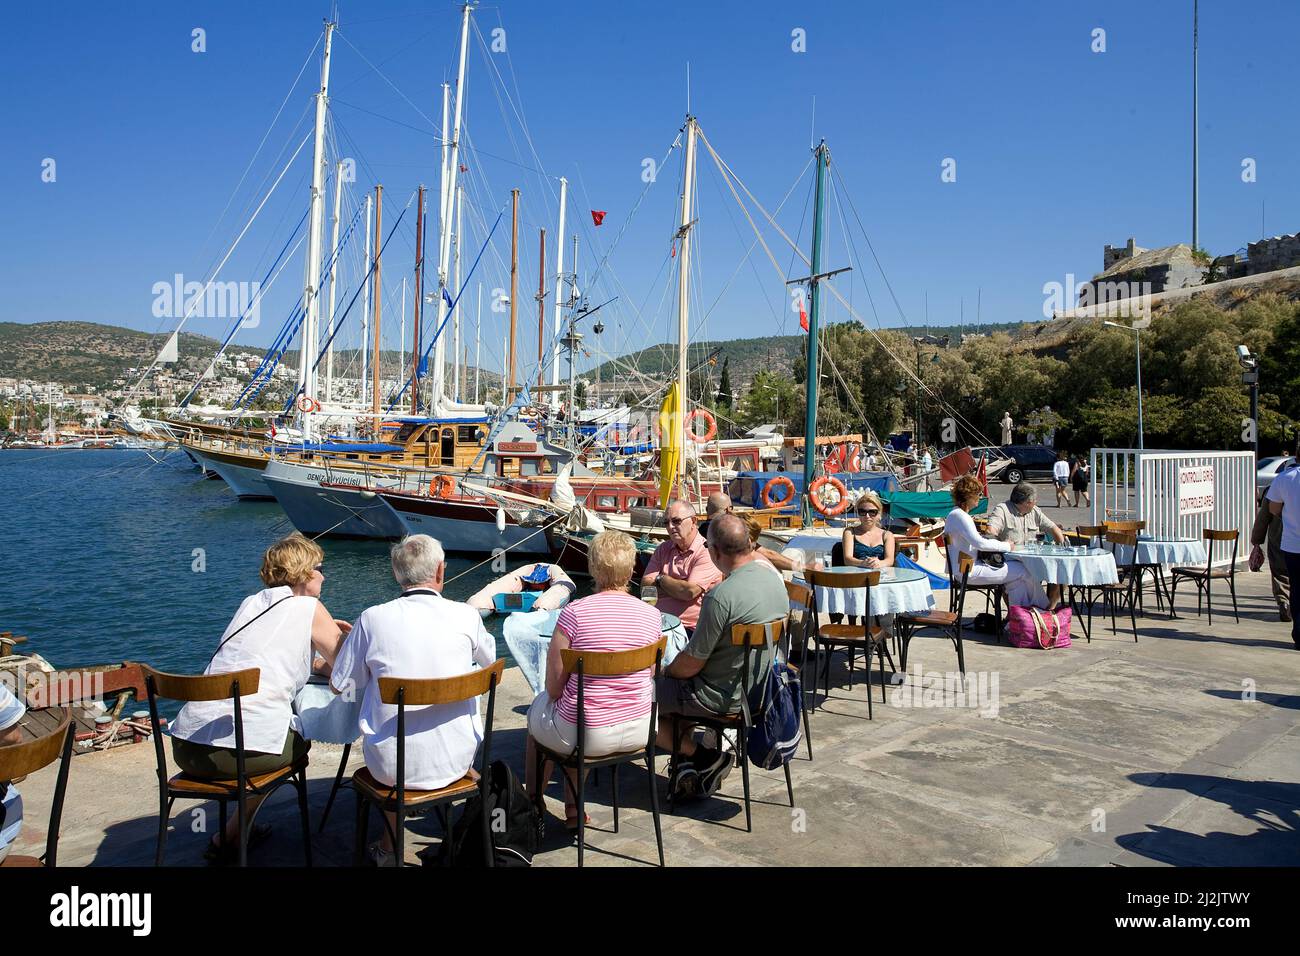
[297,18,334,440]
[360,191,372,405]
[323,160,343,404]
[507,188,520,397]
[452,182,463,403]
[536,227,546,390]
[474,285,482,404]
[432,3,473,410]
[398,276,407,401]
[1191,0,1199,252]
[801,141,830,527]
[370,185,383,424]
[674,116,698,489]
[411,185,425,413]
[548,176,568,409]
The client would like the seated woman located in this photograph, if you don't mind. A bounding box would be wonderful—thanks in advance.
[0,682,26,864]
[168,532,349,861]
[842,491,896,570]
[944,474,1047,611]
[836,490,896,626]
[526,530,662,831]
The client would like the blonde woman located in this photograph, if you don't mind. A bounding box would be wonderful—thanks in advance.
[169,532,350,861]
[526,530,662,830]
[841,491,896,570]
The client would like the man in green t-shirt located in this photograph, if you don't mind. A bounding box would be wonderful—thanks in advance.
[656,513,790,799]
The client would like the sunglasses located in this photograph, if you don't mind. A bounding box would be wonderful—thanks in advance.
[313,563,324,571]
[667,516,692,525]
[862,509,880,517]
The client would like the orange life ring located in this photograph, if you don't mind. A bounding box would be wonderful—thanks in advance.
[809,475,850,517]
[428,475,456,498]
[296,394,316,414]
[761,474,797,509]
[684,409,717,443]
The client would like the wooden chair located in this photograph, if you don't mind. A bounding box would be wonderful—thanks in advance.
[897,554,972,676]
[803,569,895,719]
[0,709,74,867]
[943,534,1005,639]
[667,619,795,833]
[783,580,815,759]
[533,638,666,867]
[144,665,312,867]
[1099,532,1140,642]
[352,659,505,867]
[1169,529,1241,625]
[1104,519,1166,611]
[1065,525,1108,640]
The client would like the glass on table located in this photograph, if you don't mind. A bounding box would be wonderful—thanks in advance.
[640,584,658,605]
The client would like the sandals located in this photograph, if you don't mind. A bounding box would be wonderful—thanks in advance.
[563,808,592,831]
[204,822,272,865]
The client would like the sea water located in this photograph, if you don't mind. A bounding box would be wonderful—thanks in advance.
[0,448,534,673]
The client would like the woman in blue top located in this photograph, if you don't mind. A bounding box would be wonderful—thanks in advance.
[841,490,896,570]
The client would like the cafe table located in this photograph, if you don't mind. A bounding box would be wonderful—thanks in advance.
[1004,544,1119,587]
[793,565,936,618]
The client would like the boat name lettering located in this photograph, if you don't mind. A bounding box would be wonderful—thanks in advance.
[498,441,537,453]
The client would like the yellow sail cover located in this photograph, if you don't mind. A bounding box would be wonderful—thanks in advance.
[657,383,682,508]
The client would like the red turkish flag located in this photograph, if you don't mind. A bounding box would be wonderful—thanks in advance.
[799,302,809,333]
[591,210,606,226]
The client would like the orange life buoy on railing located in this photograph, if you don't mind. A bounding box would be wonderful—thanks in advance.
[761,474,797,509]
[428,475,456,498]
[296,394,317,414]
[809,475,850,517]
[684,409,717,443]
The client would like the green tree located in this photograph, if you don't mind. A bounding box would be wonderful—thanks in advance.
[717,357,733,412]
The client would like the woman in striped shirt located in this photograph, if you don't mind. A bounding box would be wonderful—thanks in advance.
[526,530,662,830]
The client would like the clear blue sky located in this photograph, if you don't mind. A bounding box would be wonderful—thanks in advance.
[3,1,1296,379]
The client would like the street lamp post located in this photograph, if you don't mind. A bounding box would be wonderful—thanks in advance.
[1238,345,1259,461]
[1105,320,1146,450]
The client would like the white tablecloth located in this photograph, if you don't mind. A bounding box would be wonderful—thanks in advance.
[295,679,362,745]
[1114,537,1208,568]
[795,566,935,617]
[1005,547,1118,586]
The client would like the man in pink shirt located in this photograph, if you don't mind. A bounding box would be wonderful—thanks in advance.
[642,499,723,633]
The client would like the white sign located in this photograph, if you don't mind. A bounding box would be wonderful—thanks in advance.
[1177,465,1215,516]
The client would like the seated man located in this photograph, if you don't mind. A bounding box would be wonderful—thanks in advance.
[642,499,723,635]
[656,513,790,799]
[986,481,1066,607]
[0,682,25,864]
[331,534,496,866]
[698,491,733,541]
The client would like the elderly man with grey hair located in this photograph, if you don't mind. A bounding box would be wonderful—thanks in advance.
[331,534,496,865]
[986,482,1067,609]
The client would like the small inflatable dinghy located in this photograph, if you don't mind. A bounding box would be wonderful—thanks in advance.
[468,562,577,617]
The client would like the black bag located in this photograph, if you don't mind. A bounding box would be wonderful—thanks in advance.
[976,550,1006,569]
[428,760,538,867]
[971,612,1000,634]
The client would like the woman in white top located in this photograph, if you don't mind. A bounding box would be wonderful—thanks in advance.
[944,474,1047,610]
[169,532,348,859]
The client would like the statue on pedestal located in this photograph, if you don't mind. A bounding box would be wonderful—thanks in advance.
[1000,411,1013,446]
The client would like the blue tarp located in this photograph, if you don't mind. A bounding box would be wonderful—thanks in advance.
[730,470,899,512]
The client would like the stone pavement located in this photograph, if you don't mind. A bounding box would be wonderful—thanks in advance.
[12,571,1298,867]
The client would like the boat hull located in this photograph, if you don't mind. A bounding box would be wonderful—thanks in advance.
[262,461,409,539]
[187,447,272,499]
[380,492,551,555]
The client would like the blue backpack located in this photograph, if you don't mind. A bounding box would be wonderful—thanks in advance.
[740,622,804,770]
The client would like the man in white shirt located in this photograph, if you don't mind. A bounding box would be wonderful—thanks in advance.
[331,534,497,864]
[0,682,26,864]
[1052,452,1071,507]
[1266,442,1300,649]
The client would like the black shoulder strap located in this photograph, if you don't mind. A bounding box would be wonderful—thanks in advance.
[205,594,297,671]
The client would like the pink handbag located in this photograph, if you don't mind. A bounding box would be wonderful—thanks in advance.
[1007,605,1073,649]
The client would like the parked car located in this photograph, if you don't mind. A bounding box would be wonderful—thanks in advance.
[972,444,1061,485]
[1257,456,1296,493]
